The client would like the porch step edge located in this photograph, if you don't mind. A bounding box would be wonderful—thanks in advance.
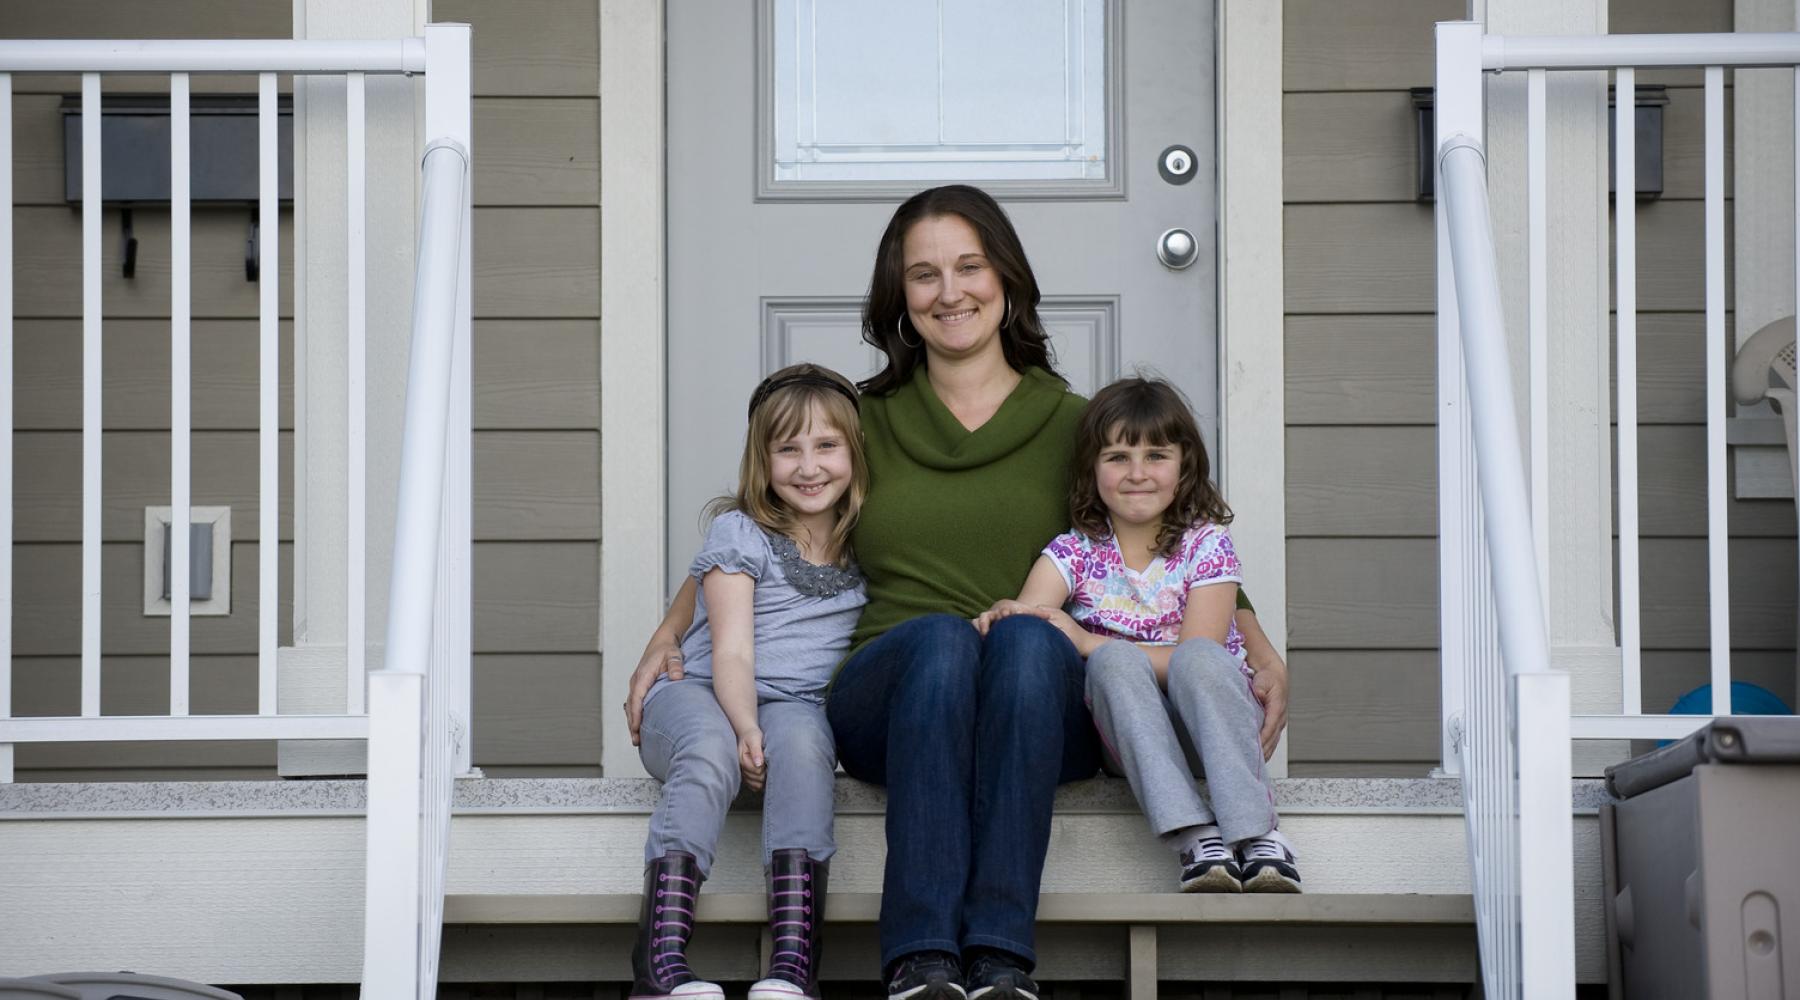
[443,891,1475,925]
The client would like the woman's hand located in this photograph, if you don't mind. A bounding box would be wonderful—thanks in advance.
[623,637,685,747]
[973,599,1037,635]
[738,728,767,792]
[1237,609,1288,760]
[1250,663,1289,760]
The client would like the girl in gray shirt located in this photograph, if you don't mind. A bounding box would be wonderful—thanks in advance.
[628,365,867,1000]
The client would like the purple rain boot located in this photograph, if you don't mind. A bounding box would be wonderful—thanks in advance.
[628,851,723,1000]
[749,848,828,1000]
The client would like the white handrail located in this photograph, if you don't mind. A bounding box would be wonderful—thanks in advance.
[0,38,425,73]
[359,135,470,999]
[1439,133,1576,1000]
[1485,32,1800,69]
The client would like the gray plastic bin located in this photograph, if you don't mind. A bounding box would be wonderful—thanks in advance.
[0,981,80,1000]
[25,974,241,1000]
[1601,716,1800,999]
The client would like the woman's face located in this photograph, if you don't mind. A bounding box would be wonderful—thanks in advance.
[900,213,1007,364]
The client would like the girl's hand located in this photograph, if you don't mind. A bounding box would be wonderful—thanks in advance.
[624,638,685,747]
[738,729,767,792]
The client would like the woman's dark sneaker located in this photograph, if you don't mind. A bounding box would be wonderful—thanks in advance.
[628,851,724,1000]
[964,950,1040,1000]
[885,950,966,1000]
[749,849,827,1000]
[1237,834,1303,893]
[1177,833,1244,893]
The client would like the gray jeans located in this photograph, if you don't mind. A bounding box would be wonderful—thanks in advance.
[1085,638,1279,846]
[638,678,838,876]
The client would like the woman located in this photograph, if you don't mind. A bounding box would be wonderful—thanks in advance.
[627,185,1290,1000]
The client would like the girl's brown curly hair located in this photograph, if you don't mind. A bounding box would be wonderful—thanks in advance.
[1069,376,1232,557]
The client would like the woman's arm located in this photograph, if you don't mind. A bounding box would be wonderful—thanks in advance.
[1235,607,1289,760]
[701,569,767,791]
[623,575,699,747]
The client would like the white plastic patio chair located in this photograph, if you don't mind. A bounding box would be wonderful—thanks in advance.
[1733,315,1799,495]
[1733,315,1799,708]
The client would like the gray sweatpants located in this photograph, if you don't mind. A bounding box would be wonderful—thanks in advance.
[1085,638,1279,846]
[638,679,837,877]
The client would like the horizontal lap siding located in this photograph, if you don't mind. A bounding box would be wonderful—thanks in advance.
[1281,0,1786,776]
[446,0,602,775]
[3,0,603,777]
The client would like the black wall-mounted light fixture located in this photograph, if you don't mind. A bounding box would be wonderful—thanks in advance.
[1412,85,1668,202]
[61,94,293,280]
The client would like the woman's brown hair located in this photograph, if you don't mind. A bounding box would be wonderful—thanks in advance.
[1069,376,1232,557]
[857,184,1064,395]
[707,364,868,566]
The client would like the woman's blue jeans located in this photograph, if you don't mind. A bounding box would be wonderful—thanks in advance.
[826,613,1100,971]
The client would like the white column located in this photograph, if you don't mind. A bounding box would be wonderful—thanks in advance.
[1477,0,1624,773]
[1218,0,1288,777]
[280,0,425,775]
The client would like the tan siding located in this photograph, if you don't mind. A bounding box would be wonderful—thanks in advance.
[3,0,604,778]
[435,0,599,97]
[472,654,601,766]
[474,99,601,207]
[15,319,295,430]
[1286,538,1439,650]
[1279,0,1785,775]
[472,432,600,540]
[1284,92,1422,204]
[13,542,293,657]
[1286,426,1436,536]
[473,543,600,654]
[473,208,601,318]
[1283,0,1465,92]
[12,207,295,318]
[473,320,600,429]
[1285,315,1434,425]
[1285,203,1435,313]
[1286,651,1441,762]
[13,431,293,542]
[454,0,603,778]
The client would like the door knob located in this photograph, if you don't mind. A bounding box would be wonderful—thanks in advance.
[1157,227,1198,270]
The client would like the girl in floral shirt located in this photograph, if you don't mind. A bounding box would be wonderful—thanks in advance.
[976,376,1298,893]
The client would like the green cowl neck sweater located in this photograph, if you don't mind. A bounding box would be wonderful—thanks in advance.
[846,364,1085,662]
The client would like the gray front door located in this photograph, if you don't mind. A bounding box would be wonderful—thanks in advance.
[667,0,1218,588]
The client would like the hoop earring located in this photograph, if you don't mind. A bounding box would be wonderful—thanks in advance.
[896,315,922,349]
[1002,296,1014,329]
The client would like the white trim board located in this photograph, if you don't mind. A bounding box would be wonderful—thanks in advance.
[596,0,1290,777]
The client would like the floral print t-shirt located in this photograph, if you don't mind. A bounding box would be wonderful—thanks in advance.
[1043,520,1245,660]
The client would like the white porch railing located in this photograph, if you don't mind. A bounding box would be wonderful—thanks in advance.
[1435,22,1800,998]
[0,28,473,998]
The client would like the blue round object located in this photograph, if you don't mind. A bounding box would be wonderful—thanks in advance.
[1668,680,1794,717]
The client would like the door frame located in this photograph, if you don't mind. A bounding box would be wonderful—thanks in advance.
[599,0,1287,778]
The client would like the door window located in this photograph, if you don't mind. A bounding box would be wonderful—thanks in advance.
[761,0,1118,198]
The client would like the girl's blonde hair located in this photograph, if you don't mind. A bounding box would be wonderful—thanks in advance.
[707,364,867,566]
[1069,376,1232,557]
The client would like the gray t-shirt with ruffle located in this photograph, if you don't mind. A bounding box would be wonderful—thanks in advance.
[645,510,867,708]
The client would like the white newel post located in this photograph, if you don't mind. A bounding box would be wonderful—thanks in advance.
[280,0,425,776]
[1477,0,1624,774]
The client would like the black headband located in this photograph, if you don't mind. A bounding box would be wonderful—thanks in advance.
[747,371,860,420]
